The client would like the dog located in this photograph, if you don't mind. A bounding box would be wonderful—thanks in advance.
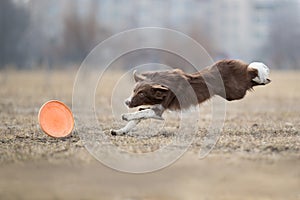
[125,59,270,114]
[111,59,271,135]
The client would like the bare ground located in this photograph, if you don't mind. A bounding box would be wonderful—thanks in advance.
[0,70,299,200]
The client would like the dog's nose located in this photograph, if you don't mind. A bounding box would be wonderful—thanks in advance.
[125,99,130,106]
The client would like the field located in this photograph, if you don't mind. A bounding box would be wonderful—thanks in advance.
[0,70,299,200]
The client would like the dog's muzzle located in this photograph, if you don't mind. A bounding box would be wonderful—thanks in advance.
[125,97,135,108]
[125,99,131,106]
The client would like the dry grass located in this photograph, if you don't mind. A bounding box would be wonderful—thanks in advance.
[0,70,299,200]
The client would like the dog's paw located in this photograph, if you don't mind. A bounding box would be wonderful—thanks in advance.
[110,129,125,136]
[110,129,117,136]
[121,113,131,121]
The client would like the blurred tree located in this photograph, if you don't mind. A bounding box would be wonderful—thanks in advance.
[187,23,216,59]
[160,21,215,70]
[264,1,300,69]
[0,0,29,68]
[61,1,110,63]
[24,0,61,69]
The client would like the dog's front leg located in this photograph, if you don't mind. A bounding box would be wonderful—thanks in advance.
[122,105,165,121]
[110,120,141,136]
[122,109,164,121]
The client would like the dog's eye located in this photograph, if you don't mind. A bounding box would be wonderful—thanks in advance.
[138,92,145,98]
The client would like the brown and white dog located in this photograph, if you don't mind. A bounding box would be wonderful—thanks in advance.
[111,59,271,135]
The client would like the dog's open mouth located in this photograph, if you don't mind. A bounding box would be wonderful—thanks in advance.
[138,106,151,111]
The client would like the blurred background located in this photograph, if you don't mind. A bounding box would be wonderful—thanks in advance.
[1,0,300,70]
[1,1,300,199]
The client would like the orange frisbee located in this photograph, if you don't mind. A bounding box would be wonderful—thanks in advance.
[38,100,74,138]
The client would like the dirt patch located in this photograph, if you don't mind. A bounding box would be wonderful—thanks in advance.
[0,70,299,199]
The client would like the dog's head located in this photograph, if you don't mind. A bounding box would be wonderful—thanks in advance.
[125,71,169,108]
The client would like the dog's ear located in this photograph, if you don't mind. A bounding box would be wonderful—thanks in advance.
[151,84,169,99]
[248,67,258,80]
[133,70,146,82]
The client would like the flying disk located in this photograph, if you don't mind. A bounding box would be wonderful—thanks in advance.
[38,100,74,138]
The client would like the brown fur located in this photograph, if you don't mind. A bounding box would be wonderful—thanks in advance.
[126,59,270,110]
